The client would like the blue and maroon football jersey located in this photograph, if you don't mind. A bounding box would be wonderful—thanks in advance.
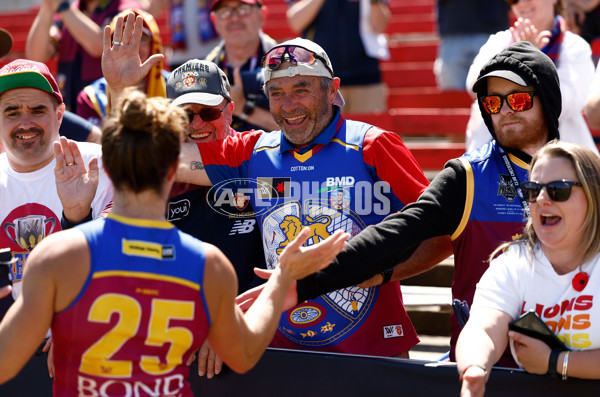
[198,110,428,356]
[52,214,210,396]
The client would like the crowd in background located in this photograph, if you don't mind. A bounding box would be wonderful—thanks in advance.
[1,0,600,395]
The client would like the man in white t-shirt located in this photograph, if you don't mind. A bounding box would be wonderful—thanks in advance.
[0,59,113,317]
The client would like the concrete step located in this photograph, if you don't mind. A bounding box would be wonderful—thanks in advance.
[403,256,454,288]
[402,285,452,336]
[401,256,455,337]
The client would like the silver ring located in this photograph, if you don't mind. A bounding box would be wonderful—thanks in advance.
[112,41,121,45]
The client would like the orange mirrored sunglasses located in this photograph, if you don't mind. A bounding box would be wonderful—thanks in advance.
[480,91,536,114]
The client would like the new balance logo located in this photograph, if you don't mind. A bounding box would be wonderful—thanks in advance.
[229,219,256,235]
[383,324,404,339]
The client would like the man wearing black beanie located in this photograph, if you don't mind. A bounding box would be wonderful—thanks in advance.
[289,41,562,366]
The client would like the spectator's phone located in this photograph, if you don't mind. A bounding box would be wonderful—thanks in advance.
[508,310,568,351]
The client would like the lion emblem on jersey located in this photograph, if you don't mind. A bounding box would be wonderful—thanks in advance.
[276,214,332,255]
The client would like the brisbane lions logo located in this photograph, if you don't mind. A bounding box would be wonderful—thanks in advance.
[276,214,332,255]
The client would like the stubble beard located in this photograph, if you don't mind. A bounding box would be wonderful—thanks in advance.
[279,101,333,148]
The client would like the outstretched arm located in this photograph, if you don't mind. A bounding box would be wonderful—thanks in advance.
[357,235,452,288]
[0,239,58,384]
[206,228,349,373]
[297,160,466,301]
[456,307,512,397]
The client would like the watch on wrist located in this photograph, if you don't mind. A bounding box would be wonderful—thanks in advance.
[380,268,393,284]
[56,1,71,13]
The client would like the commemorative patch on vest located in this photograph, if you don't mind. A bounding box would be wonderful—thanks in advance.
[261,199,376,347]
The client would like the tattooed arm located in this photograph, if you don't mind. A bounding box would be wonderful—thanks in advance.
[176,143,213,186]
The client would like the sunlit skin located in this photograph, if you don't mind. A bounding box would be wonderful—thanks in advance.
[265,71,339,147]
[529,155,587,272]
[181,101,233,143]
[211,0,265,46]
[138,34,152,64]
[511,0,556,32]
[487,76,548,156]
[0,88,64,172]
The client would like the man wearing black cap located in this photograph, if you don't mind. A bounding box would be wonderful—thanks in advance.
[173,39,452,357]
[282,41,563,366]
[104,14,450,359]
[166,58,266,379]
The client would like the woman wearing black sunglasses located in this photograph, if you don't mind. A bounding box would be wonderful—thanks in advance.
[457,140,600,396]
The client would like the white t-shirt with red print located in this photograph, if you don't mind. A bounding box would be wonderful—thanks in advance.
[473,242,600,352]
[0,142,113,300]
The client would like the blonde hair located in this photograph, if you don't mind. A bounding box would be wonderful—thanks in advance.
[491,140,600,264]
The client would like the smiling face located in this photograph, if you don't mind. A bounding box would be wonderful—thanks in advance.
[511,0,556,31]
[0,88,63,172]
[529,155,587,259]
[181,101,233,143]
[265,73,337,147]
[487,76,548,155]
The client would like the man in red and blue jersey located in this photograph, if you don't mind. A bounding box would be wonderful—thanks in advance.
[102,14,451,357]
[175,38,452,357]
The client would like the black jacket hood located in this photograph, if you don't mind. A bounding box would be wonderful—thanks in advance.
[472,41,561,145]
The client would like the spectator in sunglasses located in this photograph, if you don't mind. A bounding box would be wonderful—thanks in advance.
[166,57,266,380]
[0,87,349,393]
[70,13,267,380]
[162,35,451,358]
[457,140,600,395]
[103,14,450,360]
[240,41,568,368]
[164,58,265,304]
[465,0,598,155]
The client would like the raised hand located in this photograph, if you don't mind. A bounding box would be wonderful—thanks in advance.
[509,18,551,49]
[53,137,99,223]
[101,12,164,98]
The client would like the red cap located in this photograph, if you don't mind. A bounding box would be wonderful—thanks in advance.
[211,0,262,11]
[0,59,63,104]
